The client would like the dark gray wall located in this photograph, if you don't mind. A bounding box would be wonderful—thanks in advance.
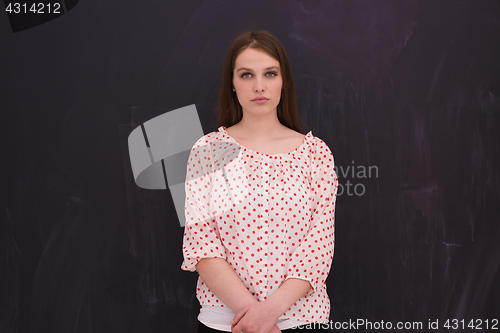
[1,1,499,332]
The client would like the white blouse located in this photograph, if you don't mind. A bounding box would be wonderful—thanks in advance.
[181,126,339,329]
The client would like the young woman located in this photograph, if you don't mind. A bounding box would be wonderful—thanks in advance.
[181,30,338,333]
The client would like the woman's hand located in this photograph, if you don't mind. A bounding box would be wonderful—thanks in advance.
[230,301,282,333]
[268,324,282,333]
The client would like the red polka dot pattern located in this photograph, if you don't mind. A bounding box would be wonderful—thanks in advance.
[181,126,339,324]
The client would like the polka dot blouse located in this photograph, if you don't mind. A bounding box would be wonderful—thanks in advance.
[181,126,339,324]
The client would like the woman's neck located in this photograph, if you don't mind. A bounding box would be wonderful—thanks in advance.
[233,113,287,141]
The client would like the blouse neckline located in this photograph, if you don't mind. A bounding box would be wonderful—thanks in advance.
[218,126,312,158]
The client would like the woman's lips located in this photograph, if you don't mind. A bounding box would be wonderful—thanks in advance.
[252,98,269,104]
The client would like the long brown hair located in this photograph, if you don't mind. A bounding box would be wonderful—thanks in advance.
[211,30,309,134]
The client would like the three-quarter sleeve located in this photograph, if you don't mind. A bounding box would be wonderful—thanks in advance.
[181,138,227,272]
[284,138,338,295]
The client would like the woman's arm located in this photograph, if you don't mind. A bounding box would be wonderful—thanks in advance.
[230,278,311,332]
[195,258,258,312]
[196,258,283,333]
[263,278,312,316]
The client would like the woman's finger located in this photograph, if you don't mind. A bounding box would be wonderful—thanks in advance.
[230,308,246,326]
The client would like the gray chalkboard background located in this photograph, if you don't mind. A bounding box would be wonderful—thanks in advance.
[1,1,499,332]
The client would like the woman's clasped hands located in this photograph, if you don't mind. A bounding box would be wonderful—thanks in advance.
[230,301,283,333]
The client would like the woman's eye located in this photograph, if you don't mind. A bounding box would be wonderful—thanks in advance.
[241,72,278,78]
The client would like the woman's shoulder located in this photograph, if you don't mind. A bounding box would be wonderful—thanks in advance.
[299,130,330,152]
[190,129,226,148]
[302,133,335,169]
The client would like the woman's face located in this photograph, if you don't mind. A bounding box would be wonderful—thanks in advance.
[232,48,283,118]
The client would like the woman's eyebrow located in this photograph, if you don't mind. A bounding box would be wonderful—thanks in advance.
[236,66,279,73]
